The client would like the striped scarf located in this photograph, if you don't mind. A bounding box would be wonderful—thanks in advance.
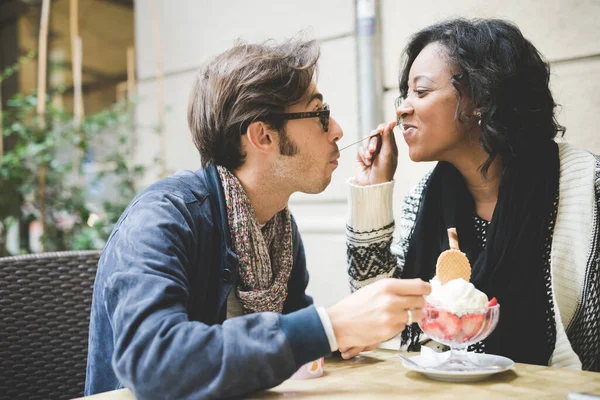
[217,166,294,314]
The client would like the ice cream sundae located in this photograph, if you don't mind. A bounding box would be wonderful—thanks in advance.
[422,276,498,343]
[419,228,500,346]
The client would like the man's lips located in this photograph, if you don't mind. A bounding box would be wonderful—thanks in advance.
[330,152,340,166]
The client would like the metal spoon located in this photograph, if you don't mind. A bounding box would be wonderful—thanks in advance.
[398,353,432,369]
[339,133,380,152]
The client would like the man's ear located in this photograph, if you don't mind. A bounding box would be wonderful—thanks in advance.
[246,121,276,153]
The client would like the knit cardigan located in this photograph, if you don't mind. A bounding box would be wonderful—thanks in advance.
[346,143,600,370]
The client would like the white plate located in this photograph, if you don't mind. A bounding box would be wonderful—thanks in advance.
[401,353,515,382]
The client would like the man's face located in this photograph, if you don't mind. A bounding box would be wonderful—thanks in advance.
[271,84,343,194]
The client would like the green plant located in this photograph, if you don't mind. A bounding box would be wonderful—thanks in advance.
[0,88,145,256]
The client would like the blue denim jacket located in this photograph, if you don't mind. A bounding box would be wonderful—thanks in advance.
[84,165,330,399]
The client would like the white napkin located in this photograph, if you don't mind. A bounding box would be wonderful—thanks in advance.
[418,346,480,367]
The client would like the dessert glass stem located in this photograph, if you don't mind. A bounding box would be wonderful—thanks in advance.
[438,346,479,371]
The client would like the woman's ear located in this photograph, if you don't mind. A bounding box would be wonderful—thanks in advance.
[246,121,275,153]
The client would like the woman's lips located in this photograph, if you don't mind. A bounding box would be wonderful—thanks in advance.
[403,126,417,138]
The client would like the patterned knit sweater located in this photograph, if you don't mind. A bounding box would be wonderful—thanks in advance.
[346,143,600,371]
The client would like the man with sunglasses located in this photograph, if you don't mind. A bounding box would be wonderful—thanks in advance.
[85,38,430,399]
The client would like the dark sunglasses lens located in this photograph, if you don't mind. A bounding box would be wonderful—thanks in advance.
[321,116,329,132]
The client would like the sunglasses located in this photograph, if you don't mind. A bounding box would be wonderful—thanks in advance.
[268,103,330,132]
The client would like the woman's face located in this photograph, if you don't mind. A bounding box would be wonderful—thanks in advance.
[397,42,477,162]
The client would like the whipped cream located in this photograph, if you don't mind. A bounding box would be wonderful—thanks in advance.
[426,277,488,316]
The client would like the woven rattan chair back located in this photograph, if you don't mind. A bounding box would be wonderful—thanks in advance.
[0,251,101,400]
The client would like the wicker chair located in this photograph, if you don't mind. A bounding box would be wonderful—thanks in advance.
[0,251,101,400]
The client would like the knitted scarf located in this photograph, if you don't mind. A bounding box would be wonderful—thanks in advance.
[217,166,294,314]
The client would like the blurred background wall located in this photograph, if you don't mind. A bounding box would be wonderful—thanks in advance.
[0,0,137,255]
[0,0,134,115]
[2,0,599,307]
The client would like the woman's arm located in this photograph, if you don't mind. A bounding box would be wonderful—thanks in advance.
[346,172,431,291]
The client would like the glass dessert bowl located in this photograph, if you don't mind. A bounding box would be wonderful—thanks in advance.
[419,302,500,371]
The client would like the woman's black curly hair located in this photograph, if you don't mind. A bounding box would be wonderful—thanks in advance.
[399,18,565,175]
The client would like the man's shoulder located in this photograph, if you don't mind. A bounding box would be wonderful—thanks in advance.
[138,168,211,205]
[111,168,217,236]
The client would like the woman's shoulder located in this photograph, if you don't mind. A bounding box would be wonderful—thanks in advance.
[398,169,434,228]
[556,142,599,186]
[557,142,598,163]
[594,152,600,188]
[595,154,600,197]
[404,169,433,203]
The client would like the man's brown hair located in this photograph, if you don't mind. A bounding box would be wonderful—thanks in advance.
[187,38,320,170]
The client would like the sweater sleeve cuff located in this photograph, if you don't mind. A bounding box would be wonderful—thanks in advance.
[347,178,395,232]
[279,305,331,368]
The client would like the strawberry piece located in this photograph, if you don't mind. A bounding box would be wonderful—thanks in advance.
[461,313,485,339]
[424,307,439,319]
[422,321,446,340]
[437,311,461,338]
[488,297,498,307]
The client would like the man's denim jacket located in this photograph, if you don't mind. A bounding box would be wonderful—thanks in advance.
[84,164,330,399]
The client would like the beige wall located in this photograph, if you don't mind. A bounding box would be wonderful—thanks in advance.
[134,0,600,307]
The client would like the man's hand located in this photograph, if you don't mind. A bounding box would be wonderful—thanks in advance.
[355,120,398,186]
[337,344,377,360]
[326,278,431,355]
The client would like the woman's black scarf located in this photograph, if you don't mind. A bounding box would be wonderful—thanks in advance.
[402,141,560,366]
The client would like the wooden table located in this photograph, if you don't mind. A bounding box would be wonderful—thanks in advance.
[76,349,600,400]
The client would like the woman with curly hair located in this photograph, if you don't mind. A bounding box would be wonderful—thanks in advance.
[346,18,599,371]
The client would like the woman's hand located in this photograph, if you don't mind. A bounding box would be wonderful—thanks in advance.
[355,120,398,186]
